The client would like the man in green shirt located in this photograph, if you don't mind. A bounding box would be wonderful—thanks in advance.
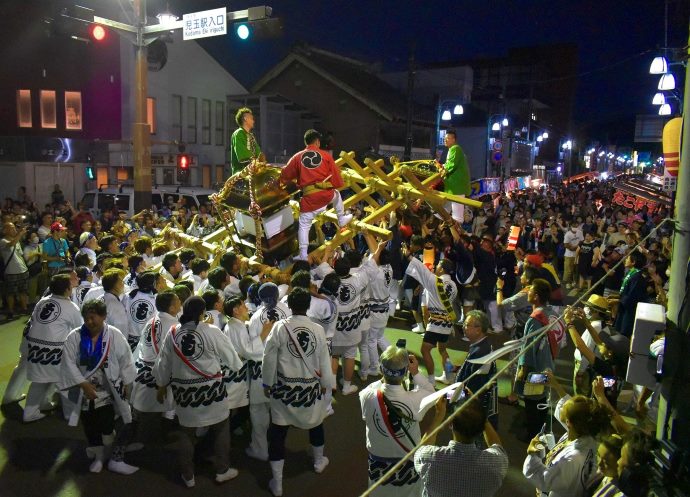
[438,130,471,222]
[229,107,265,176]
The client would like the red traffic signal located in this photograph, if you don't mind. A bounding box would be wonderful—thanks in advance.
[177,154,190,169]
[90,24,107,42]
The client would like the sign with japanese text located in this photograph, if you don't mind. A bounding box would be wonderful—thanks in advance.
[612,190,657,212]
[183,7,227,40]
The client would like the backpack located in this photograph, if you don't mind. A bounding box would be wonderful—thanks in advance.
[530,308,567,360]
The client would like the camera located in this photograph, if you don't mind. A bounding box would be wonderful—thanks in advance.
[396,338,407,348]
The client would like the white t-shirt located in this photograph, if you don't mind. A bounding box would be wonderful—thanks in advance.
[0,238,28,275]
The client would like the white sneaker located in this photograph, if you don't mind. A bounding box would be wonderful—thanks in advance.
[269,478,283,496]
[338,214,353,227]
[292,254,308,262]
[245,447,269,462]
[341,384,358,396]
[435,374,451,385]
[460,335,471,342]
[412,324,426,334]
[488,328,503,335]
[182,474,195,488]
[325,406,335,417]
[367,368,381,377]
[215,467,239,483]
[107,460,139,475]
[358,371,369,381]
[89,459,104,473]
[23,412,46,423]
[314,456,329,474]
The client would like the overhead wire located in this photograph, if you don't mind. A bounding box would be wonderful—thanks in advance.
[359,216,674,497]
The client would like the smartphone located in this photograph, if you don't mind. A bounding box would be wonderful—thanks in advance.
[527,373,548,384]
[603,377,616,388]
[396,338,407,348]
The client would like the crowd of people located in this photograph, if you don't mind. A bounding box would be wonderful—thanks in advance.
[0,143,673,496]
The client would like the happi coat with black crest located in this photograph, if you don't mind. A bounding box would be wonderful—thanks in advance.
[152,321,242,427]
[131,311,178,413]
[262,315,335,429]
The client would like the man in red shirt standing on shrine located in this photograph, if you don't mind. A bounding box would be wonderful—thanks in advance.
[280,129,352,260]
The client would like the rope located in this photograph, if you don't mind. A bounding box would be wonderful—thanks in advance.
[359,217,674,497]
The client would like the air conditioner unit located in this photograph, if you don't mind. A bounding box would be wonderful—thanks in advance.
[626,303,665,389]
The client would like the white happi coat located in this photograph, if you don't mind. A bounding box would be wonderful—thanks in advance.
[362,257,393,329]
[280,292,338,342]
[245,302,292,405]
[123,290,157,351]
[359,375,435,497]
[204,309,227,331]
[72,281,94,308]
[103,292,133,341]
[153,321,242,427]
[192,274,209,295]
[262,315,335,429]
[406,257,457,335]
[307,295,337,345]
[523,395,599,497]
[352,264,372,334]
[59,325,136,424]
[131,311,178,413]
[81,285,105,308]
[314,262,369,347]
[26,294,83,383]
[222,317,250,409]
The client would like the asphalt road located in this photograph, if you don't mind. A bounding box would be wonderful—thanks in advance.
[0,314,575,497]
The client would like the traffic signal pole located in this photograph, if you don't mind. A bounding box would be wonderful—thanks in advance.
[132,0,152,213]
[69,3,273,212]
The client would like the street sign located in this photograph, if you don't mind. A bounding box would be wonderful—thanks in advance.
[183,7,227,40]
[492,151,503,163]
[492,140,503,152]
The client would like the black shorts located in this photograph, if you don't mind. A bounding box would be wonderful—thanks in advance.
[423,331,450,345]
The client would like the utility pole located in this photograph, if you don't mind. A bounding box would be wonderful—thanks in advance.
[403,42,416,161]
[658,21,690,447]
[132,0,151,214]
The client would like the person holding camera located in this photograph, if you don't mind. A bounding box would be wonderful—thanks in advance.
[414,397,508,497]
[1,221,30,317]
[523,372,612,497]
[359,344,441,497]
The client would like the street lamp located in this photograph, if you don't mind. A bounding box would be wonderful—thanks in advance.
[491,122,501,131]
[502,117,509,127]
[658,74,676,91]
[156,8,178,25]
[659,104,672,116]
[652,92,666,105]
[433,99,464,156]
[649,56,668,74]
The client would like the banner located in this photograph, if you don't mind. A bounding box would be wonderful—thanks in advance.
[470,177,502,198]
[612,190,658,212]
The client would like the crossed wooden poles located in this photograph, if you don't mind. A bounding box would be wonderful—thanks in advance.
[159,151,482,278]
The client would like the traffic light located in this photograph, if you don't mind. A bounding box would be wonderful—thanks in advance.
[89,24,107,42]
[177,154,190,184]
[233,18,282,40]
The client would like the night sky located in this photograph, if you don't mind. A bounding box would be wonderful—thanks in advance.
[172,0,685,134]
